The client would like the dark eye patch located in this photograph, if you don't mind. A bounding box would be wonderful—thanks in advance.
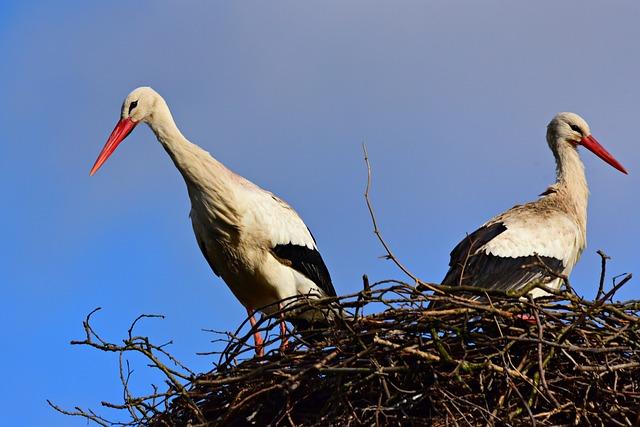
[569,124,583,135]
[128,100,138,114]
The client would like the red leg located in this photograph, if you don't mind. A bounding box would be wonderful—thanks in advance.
[247,308,264,357]
[278,303,291,353]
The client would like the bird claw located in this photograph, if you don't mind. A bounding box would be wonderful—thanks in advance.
[513,313,537,325]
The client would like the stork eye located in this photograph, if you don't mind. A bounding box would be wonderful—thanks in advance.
[128,100,138,114]
[569,124,583,135]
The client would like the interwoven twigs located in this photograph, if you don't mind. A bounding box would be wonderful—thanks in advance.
[49,148,639,425]
[49,267,640,426]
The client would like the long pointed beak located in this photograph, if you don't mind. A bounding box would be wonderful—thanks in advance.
[89,118,137,176]
[580,134,628,175]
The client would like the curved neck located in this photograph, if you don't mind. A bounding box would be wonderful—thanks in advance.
[146,100,209,185]
[144,99,241,233]
[551,138,589,230]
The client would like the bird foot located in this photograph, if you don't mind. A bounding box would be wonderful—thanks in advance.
[512,313,537,325]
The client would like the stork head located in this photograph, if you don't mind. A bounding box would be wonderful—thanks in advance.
[121,86,160,123]
[547,112,627,174]
[90,87,161,176]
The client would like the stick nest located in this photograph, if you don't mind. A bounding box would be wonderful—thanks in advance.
[50,270,640,426]
[49,149,640,425]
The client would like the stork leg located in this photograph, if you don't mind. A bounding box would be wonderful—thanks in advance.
[247,308,264,357]
[278,302,291,353]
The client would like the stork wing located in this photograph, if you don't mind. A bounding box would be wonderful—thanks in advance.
[244,191,336,297]
[442,211,578,293]
[272,243,336,297]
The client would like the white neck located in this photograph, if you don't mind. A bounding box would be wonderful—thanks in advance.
[146,100,207,184]
[144,99,241,234]
[552,139,589,233]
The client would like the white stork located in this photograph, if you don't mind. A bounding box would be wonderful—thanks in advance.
[90,87,336,356]
[441,112,627,298]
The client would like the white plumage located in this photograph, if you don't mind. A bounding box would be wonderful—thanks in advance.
[481,209,583,271]
[441,112,627,298]
[90,87,336,355]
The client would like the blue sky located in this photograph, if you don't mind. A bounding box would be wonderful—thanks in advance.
[1,1,638,425]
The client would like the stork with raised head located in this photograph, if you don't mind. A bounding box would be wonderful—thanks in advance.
[90,87,336,356]
[441,112,627,299]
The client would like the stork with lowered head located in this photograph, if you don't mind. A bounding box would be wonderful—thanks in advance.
[90,87,337,356]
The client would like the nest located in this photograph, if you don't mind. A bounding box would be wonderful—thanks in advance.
[50,265,640,426]
[49,150,640,426]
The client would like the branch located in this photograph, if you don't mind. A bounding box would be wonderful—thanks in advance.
[362,144,440,293]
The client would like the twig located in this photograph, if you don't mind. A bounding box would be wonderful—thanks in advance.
[362,144,439,293]
[596,250,610,300]
[51,263,638,426]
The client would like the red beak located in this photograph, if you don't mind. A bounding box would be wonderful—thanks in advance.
[580,135,628,175]
[89,118,137,176]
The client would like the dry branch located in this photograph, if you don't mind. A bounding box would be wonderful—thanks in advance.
[49,269,640,426]
[49,149,639,426]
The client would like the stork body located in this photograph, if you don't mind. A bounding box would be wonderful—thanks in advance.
[442,113,627,297]
[90,87,336,355]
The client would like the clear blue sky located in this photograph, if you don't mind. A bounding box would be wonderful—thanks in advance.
[1,1,638,425]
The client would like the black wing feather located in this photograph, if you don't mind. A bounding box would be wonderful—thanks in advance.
[445,222,507,279]
[272,244,336,297]
[442,222,564,292]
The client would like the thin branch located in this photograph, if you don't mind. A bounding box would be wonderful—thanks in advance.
[362,144,440,293]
